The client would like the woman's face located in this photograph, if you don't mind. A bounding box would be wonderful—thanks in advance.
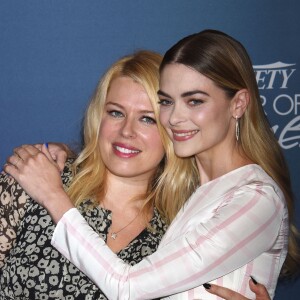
[158,63,234,161]
[99,76,165,180]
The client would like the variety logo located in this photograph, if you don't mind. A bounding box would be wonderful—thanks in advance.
[254,62,296,89]
[254,62,300,150]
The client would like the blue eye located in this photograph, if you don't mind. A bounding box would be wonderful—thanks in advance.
[108,110,123,118]
[141,116,156,124]
[188,99,204,106]
[158,99,173,106]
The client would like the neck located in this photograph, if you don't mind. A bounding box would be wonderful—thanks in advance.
[103,172,153,252]
[195,146,252,185]
[102,172,150,211]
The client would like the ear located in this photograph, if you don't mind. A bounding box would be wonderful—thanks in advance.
[230,89,250,118]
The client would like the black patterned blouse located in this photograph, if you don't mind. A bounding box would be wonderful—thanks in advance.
[0,160,167,300]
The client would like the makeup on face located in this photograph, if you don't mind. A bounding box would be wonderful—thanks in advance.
[99,76,165,179]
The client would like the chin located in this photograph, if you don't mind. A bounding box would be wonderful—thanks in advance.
[173,148,195,158]
[109,167,143,178]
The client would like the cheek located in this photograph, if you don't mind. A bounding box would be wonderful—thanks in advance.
[99,119,114,140]
[192,108,215,126]
[159,109,170,128]
[146,131,165,158]
[200,109,232,138]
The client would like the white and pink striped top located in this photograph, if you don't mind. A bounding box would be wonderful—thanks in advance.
[52,164,288,299]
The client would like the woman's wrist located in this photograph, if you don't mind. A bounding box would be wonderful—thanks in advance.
[44,191,75,224]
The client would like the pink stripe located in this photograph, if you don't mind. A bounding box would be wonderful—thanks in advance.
[132,175,260,278]
[184,177,220,216]
[241,262,253,295]
[143,191,282,297]
[134,195,262,297]
[184,168,255,226]
[141,195,260,291]
[131,243,191,276]
[180,204,280,287]
[60,217,126,282]
[267,251,276,287]
[216,277,223,300]
[188,288,194,299]
[197,190,262,240]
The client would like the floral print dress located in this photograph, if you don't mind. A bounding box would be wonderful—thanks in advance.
[0,160,167,300]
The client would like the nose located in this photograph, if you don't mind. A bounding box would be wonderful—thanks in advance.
[120,116,137,139]
[168,103,186,126]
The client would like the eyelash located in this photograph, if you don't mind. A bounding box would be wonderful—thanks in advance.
[108,110,123,118]
[188,99,204,106]
[107,110,156,125]
[158,99,204,107]
[158,99,173,106]
[141,116,156,124]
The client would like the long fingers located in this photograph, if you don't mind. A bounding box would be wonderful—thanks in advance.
[14,144,41,160]
[204,279,271,300]
[5,145,42,177]
[204,283,248,300]
[8,145,40,167]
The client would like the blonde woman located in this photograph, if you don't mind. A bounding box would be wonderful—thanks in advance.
[1,50,194,299]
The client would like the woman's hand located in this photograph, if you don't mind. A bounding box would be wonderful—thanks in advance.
[204,278,271,300]
[34,142,74,172]
[4,144,74,223]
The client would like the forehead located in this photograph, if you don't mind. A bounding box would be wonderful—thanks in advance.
[107,76,151,104]
[159,63,216,92]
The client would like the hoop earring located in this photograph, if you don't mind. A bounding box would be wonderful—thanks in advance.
[235,116,240,142]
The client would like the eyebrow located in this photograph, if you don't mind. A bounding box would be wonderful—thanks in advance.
[157,89,209,98]
[106,101,155,114]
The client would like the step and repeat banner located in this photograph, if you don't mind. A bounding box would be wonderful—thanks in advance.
[0,1,299,299]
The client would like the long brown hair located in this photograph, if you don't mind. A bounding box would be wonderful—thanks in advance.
[160,29,300,277]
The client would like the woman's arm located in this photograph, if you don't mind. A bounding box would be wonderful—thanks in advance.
[51,184,284,299]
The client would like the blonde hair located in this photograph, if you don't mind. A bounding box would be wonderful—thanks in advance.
[67,50,198,224]
[160,29,300,277]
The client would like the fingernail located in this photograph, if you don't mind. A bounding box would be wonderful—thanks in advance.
[45,143,49,149]
[203,283,211,290]
[250,276,258,285]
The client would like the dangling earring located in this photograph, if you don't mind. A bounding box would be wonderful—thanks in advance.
[235,116,240,142]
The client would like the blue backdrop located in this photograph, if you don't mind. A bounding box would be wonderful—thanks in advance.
[0,1,299,298]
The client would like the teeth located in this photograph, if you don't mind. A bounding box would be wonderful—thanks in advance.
[115,146,140,154]
[173,130,199,137]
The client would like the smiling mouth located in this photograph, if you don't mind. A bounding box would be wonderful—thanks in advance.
[114,145,141,154]
[173,130,199,137]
